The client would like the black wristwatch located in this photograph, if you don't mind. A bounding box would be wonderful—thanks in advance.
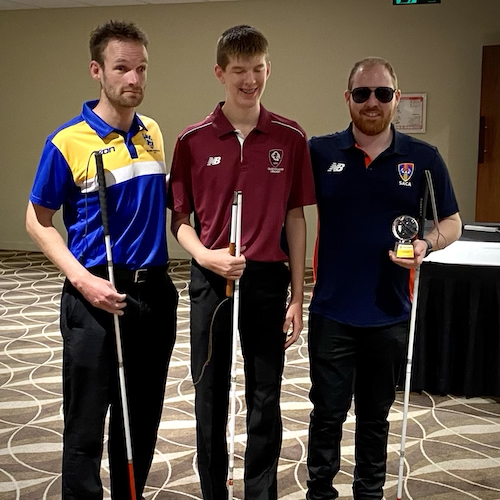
[422,238,433,257]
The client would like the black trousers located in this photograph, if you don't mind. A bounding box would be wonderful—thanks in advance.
[60,267,178,500]
[306,313,407,500]
[190,260,290,500]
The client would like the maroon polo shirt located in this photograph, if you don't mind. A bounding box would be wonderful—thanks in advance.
[169,102,316,262]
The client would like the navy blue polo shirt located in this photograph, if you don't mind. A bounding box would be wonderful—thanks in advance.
[310,124,459,327]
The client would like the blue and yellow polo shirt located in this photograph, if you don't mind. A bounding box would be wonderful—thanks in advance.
[309,124,459,327]
[30,100,168,269]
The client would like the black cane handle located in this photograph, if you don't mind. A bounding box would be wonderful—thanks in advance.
[95,153,110,237]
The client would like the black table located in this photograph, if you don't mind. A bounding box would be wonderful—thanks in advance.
[412,242,500,398]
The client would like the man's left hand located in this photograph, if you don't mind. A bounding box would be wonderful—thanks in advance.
[283,300,303,350]
[388,238,428,269]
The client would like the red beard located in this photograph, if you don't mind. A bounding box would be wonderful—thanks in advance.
[351,106,394,136]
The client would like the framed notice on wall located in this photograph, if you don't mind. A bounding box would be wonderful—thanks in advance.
[393,93,427,133]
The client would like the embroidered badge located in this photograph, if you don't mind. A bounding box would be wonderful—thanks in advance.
[268,149,284,174]
[398,163,414,186]
[269,149,283,168]
[398,163,414,182]
[143,133,154,149]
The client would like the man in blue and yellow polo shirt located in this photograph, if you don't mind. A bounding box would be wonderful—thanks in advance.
[306,57,462,500]
[26,20,177,500]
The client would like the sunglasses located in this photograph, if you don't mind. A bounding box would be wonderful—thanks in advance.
[350,87,396,104]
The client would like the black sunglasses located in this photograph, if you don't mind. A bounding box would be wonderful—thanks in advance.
[350,87,396,104]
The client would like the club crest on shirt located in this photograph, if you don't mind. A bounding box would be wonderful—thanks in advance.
[398,162,414,186]
[268,149,284,173]
[143,133,154,150]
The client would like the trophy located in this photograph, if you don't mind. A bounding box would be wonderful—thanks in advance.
[392,215,419,258]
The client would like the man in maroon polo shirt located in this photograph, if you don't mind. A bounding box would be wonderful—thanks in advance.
[169,25,316,500]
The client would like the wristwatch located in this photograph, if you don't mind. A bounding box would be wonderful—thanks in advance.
[422,238,433,257]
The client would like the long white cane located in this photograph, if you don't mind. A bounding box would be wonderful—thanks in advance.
[95,152,137,500]
[396,264,420,500]
[397,169,439,499]
[227,191,242,500]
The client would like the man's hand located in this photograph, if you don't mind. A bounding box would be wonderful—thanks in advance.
[283,300,303,349]
[197,247,246,280]
[388,239,427,269]
[172,215,246,280]
[74,273,127,315]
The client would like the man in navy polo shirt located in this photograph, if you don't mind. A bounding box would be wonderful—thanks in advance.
[306,57,461,500]
[26,21,177,500]
[169,25,315,500]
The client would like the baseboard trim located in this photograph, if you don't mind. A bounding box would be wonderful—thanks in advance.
[0,241,40,252]
[0,245,313,269]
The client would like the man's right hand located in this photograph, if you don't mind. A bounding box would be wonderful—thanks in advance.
[172,214,246,280]
[197,247,246,280]
[26,202,127,316]
[74,273,127,315]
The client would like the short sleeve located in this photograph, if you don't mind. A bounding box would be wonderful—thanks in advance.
[29,140,73,210]
[287,133,316,211]
[168,136,193,215]
[429,148,459,219]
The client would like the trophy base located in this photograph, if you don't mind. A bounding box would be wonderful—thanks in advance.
[394,242,415,259]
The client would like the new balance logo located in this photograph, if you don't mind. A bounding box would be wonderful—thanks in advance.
[207,156,221,166]
[327,162,345,173]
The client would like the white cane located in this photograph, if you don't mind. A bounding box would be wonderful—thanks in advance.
[396,264,420,500]
[95,152,137,500]
[227,190,242,499]
[397,169,439,499]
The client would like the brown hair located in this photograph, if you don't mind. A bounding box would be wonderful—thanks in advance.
[216,25,269,70]
[89,20,148,66]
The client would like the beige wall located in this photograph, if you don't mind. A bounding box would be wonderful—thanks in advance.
[1,0,499,262]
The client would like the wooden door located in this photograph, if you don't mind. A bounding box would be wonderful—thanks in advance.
[476,45,500,222]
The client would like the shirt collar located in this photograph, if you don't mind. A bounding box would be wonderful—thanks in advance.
[81,99,147,139]
[339,122,408,156]
[211,101,272,137]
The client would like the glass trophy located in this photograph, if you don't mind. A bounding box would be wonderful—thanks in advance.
[392,215,419,259]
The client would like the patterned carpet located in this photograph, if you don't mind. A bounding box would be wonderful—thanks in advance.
[1,250,500,500]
